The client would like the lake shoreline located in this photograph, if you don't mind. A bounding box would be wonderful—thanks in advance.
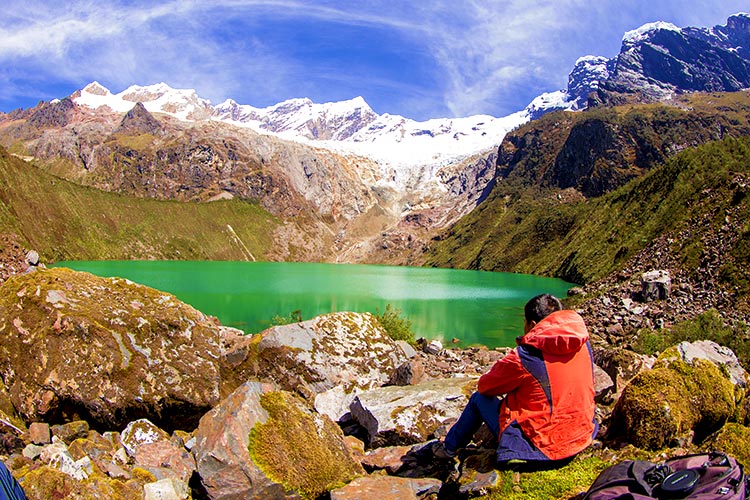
[53,260,573,348]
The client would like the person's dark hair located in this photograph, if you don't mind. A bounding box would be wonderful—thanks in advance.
[524,294,562,324]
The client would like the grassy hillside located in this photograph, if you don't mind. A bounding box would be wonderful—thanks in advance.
[0,147,278,261]
[495,92,750,197]
[427,136,750,291]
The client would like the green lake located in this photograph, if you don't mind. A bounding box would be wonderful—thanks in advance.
[54,261,572,348]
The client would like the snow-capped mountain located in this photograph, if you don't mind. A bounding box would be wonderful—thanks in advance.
[76,81,214,121]
[71,13,750,175]
[538,13,750,114]
[75,82,529,171]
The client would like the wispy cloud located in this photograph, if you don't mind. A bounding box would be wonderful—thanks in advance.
[1,1,749,118]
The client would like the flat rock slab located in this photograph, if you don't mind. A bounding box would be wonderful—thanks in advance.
[330,475,442,500]
[350,377,477,447]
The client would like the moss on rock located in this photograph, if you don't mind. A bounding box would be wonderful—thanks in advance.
[247,391,364,499]
[0,267,225,431]
[20,465,144,500]
[702,422,750,469]
[610,353,737,449]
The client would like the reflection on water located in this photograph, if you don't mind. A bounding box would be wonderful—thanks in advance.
[54,261,572,348]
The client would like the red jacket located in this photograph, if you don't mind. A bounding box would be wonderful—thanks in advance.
[477,309,596,460]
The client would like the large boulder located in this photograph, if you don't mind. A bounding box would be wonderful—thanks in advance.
[349,377,477,447]
[640,270,671,302]
[609,347,738,449]
[224,311,409,400]
[193,381,363,499]
[0,267,226,430]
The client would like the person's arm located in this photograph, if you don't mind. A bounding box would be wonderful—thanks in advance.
[477,349,526,396]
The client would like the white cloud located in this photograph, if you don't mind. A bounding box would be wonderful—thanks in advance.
[2,0,750,118]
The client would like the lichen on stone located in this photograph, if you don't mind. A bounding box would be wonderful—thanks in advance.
[247,390,364,499]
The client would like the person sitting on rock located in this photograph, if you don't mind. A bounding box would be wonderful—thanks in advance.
[433,293,597,470]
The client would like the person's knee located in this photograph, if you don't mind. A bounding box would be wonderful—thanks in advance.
[469,391,496,405]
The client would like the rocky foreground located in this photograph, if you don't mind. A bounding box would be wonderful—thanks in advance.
[0,248,749,499]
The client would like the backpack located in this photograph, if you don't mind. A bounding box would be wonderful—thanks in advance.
[583,452,746,499]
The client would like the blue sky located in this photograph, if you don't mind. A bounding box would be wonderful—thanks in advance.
[1,1,747,120]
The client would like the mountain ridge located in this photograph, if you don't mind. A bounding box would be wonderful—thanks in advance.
[72,81,526,173]
[3,12,750,268]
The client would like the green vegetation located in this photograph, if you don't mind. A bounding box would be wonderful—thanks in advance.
[703,423,750,469]
[481,455,611,500]
[610,356,736,449]
[247,391,364,499]
[0,147,278,261]
[374,304,415,343]
[428,133,750,289]
[633,310,750,370]
[271,309,303,326]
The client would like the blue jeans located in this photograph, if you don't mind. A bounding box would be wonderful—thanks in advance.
[444,391,551,463]
[444,391,501,454]
[0,460,25,500]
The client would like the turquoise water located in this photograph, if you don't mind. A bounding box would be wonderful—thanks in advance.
[54,261,572,348]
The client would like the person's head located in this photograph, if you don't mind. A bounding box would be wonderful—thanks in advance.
[523,294,562,333]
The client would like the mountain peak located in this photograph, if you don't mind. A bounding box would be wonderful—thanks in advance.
[120,82,197,104]
[623,21,682,45]
[82,81,111,97]
[117,102,161,135]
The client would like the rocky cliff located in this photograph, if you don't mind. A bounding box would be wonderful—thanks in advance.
[496,92,750,197]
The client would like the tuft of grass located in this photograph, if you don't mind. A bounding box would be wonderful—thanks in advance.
[271,309,303,326]
[374,304,415,344]
[483,455,611,500]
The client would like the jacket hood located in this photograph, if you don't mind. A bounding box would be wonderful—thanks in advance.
[519,309,589,355]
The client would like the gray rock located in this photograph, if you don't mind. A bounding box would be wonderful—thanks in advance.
[121,419,170,457]
[397,340,417,358]
[594,347,655,400]
[226,312,408,398]
[135,439,196,483]
[25,250,39,266]
[314,385,356,422]
[330,475,441,500]
[594,364,615,404]
[143,478,190,500]
[40,437,89,480]
[387,360,425,386]
[349,377,477,447]
[459,470,501,497]
[641,270,671,302]
[423,339,443,355]
[22,443,44,460]
[676,340,749,387]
